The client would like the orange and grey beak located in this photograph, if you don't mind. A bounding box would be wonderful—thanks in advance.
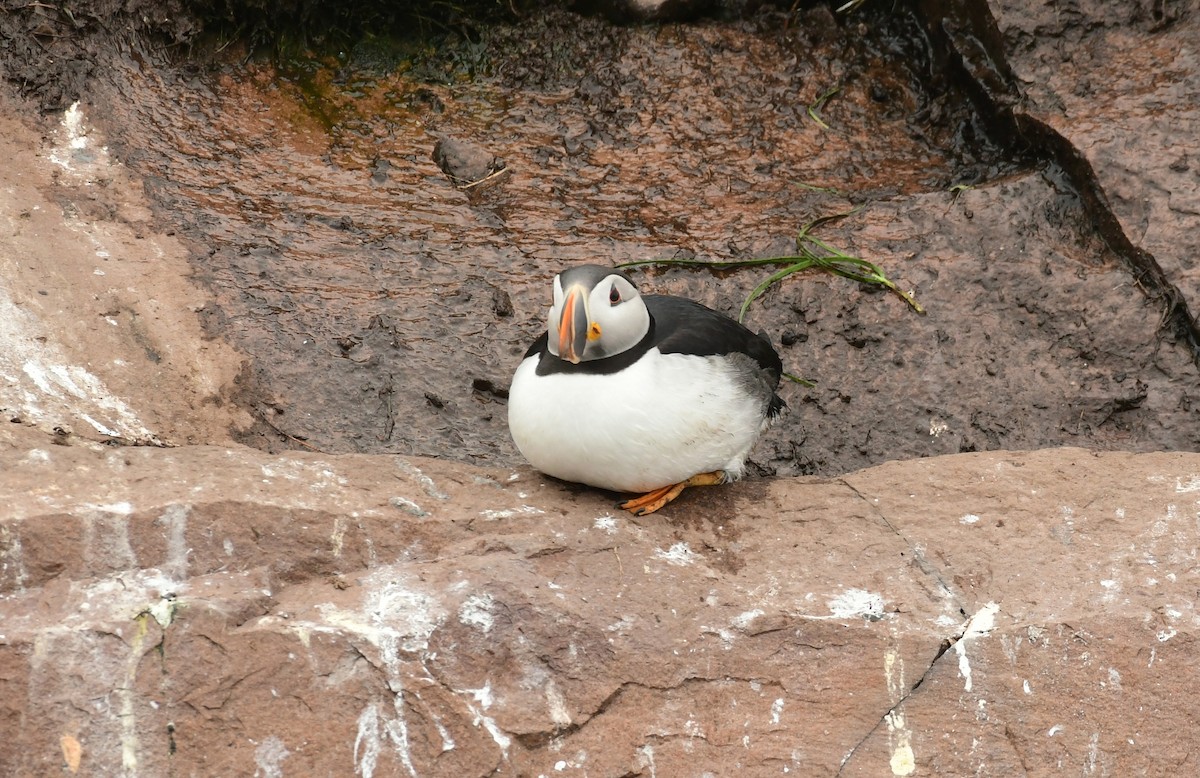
[557,284,591,364]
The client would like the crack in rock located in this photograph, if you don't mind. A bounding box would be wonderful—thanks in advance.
[915,0,1200,367]
[511,675,786,751]
[835,602,999,776]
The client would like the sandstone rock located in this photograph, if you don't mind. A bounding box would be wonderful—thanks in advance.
[3,423,1198,775]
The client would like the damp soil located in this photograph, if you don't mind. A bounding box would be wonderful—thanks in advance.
[2,0,1197,477]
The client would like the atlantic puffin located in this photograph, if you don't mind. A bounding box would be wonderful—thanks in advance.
[508,265,785,515]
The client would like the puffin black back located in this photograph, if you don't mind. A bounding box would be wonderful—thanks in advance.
[646,295,782,379]
[649,295,787,420]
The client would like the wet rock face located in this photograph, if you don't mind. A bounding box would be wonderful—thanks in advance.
[39,0,1192,478]
[67,3,1039,475]
[990,0,1200,323]
[3,425,1199,775]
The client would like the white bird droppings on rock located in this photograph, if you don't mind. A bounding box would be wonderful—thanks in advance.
[654,542,700,566]
[954,602,1000,693]
[827,589,885,620]
[458,593,495,634]
[479,505,544,520]
[593,515,618,534]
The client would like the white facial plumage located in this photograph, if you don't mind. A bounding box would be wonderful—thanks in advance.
[546,270,650,363]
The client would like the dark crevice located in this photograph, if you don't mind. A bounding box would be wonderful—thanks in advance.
[512,675,786,750]
[912,0,1200,368]
[837,600,1003,775]
[512,679,631,749]
[1003,724,1034,776]
[1010,114,1200,366]
[835,634,955,776]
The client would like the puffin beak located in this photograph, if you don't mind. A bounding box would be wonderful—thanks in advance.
[557,284,590,364]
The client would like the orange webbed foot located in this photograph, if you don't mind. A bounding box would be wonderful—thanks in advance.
[618,470,727,516]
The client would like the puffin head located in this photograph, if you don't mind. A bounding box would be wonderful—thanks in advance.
[546,265,650,364]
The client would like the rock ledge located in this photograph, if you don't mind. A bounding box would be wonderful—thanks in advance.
[3,427,1198,775]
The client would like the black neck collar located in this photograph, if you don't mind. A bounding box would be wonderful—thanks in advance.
[535,315,657,376]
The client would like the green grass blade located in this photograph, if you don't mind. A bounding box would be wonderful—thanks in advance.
[807,86,840,130]
[616,207,925,319]
[615,256,796,271]
[738,261,815,322]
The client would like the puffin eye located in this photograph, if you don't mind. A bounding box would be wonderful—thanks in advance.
[609,285,621,305]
